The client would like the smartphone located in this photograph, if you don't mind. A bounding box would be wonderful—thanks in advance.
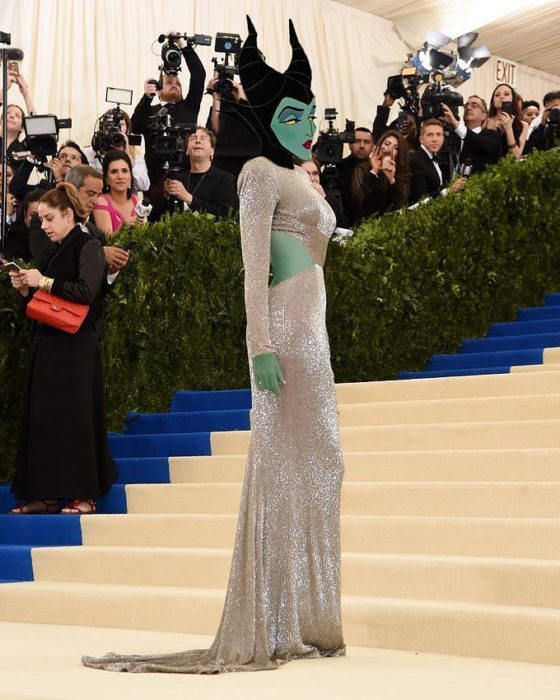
[501,101,513,115]
[0,256,22,273]
[8,60,19,75]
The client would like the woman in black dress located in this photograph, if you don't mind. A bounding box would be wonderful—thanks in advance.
[9,183,117,514]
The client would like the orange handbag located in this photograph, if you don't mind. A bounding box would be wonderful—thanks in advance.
[26,290,89,334]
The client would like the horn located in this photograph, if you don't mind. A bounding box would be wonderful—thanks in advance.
[286,19,312,87]
[239,15,284,102]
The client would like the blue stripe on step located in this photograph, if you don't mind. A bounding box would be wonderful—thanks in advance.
[124,409,250,435]
[399,367,511,379]
[487,319,560,337]
[114,457,170,484]
[428,348,543,370]
[170,389,251,413]
[0,515,82,545]
[108,432,212,458]
[0,545,34,581]
[460,332,560,353]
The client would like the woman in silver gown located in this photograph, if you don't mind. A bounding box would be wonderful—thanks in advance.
[83,16,345,674]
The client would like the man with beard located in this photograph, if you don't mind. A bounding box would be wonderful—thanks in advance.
[131,32,206,217]
[322,126,373,227]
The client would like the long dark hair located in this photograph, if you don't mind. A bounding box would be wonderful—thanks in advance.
[101,149,133,198]
[488,83,524,145]
[352,129,411,206]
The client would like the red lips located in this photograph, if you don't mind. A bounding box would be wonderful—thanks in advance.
[303,140,312,149]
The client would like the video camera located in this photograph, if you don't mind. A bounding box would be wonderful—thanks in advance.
[421,74,464,120]
[91,87,141,156]
[157,32,212,75]
[315,108,355,166]
[210,32,242,97]
[22,114,72,160]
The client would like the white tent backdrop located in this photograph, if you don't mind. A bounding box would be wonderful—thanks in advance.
[0,0,559,150]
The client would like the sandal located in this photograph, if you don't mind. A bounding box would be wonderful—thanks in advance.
[61,499,96,515]
[10,500,60,515]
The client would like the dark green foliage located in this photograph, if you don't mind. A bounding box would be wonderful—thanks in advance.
[1,151,560,482]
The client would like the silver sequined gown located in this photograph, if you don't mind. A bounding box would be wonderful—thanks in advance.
[82,156,345,673]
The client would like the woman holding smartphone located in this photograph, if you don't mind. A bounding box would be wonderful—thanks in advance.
[9,183,117,514]
[484,83,527,159]
[353,129,411,225]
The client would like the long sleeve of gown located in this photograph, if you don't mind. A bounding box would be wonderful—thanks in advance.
[50,239,105,304]
[238,158,278,358]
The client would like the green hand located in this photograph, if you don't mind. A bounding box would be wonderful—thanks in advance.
[252,352,286,398]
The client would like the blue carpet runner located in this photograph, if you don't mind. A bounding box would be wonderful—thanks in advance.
[0,389,252,583]
[400,292,560,379]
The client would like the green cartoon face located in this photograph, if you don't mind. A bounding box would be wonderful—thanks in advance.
[270,97,316,159]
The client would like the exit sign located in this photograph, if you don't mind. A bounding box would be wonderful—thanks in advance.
[494,57,518,87]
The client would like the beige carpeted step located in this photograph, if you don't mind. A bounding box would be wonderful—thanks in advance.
[334,370,560,403]
[211,419,560,454]
[30,546,560,609]
[80,514,560,559]
[124,481,560,518]
[170,449,560,483]
[511,364,560,373]
[1,581,560,664]
[337,394,560,426]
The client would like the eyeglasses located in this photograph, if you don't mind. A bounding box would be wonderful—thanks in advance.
[465,102,483,109]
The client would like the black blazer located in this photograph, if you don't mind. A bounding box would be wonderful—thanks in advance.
[460,128,501,174]
[409,148,446,204]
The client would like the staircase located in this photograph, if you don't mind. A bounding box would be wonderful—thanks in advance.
[400,292,560,378]
[1,302,560,665]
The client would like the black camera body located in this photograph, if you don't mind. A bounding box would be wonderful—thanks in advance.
[211,33,242,98]
[91,107,141,155]
[315,109,355,165]
[157,32,212,75]
[422,84,464,119]
[548,107,560,126]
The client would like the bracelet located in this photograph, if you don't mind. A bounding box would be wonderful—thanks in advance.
[39,276,54,293]
[507,143,516,149]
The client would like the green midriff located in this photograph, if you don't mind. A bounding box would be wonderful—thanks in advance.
[270,230,315,287]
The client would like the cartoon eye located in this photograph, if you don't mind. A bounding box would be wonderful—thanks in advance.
[281,116,300,125]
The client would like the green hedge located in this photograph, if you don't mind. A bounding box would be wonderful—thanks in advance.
[1,149,560,483]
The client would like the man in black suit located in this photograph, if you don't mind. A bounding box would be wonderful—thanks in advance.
[440,97,501,174]
[321,127,373,227]
[164,126,236,218]
[524,91,560,153]
[131,34,206,184]
[409,119,467,204]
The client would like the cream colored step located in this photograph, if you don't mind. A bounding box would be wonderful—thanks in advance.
[334,370,560,403]
[343,596,560,665]
[338,394,560,426]
[170,449,560,483]
[211,419,560,454]
[544,348,560,363]
[31,546,560,609]
[1,581,560,664]
[82,515,560,559]
[511,364,560,373]
[124,482,560,518]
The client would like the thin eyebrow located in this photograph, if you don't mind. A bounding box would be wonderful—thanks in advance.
[278,106,304,119]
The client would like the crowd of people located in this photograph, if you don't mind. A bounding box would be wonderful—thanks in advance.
[1,37,558,261]
[0,35,559,516]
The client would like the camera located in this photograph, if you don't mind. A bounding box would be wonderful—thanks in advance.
[547,107,560,126]
[147,108,195,157]
[422,82,464,119]
[91,88,141,156]
[23,114,72,160]
[211,33,242,97]
[157,32,212,75]
[315,108,355,165]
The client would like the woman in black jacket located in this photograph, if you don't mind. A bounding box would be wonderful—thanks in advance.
[9,183,116,514]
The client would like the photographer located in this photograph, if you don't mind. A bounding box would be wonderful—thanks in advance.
[163,126,235,217]
[9,140,88,200]
[4,187,43,261]
[85,109,150,193]
[409,119,466,204]
[372,92,418,152]
[524,91,560,153]
[440,97,501,174]
[0,70,36,169]
[131,32,206,183]
[206,73,260,182]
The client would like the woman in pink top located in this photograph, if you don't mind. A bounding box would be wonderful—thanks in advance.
[93,150,138,236]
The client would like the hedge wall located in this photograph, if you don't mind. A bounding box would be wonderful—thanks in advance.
[1,149,560,483]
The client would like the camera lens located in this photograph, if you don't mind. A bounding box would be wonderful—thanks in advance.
[164,47,182,68]
[109,131,125,147]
